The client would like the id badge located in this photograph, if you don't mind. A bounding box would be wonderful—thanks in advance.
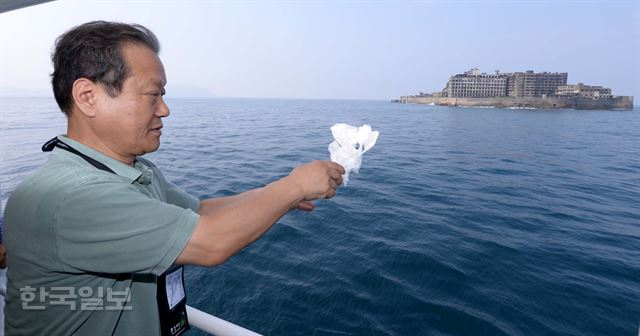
[157,265,189,336]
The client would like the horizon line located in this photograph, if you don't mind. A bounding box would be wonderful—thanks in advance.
[0,95,393,101]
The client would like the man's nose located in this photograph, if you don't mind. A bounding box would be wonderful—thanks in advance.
[157,97,170,117]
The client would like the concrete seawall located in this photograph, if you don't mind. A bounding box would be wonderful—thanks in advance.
[399,96,633,110]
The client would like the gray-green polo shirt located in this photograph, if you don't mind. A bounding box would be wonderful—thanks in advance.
[4,135,200,335]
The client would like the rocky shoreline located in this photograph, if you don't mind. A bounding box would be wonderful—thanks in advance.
[397,95,633,110]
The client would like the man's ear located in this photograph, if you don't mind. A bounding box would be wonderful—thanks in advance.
[71,78,98,118]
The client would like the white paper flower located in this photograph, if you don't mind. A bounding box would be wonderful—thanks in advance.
[328,123,379,185]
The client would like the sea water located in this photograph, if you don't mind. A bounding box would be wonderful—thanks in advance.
[1,97,638,336]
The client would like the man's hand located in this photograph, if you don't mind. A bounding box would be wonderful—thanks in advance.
[286,160,345,201]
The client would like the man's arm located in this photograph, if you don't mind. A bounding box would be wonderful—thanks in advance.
[176,160,344,266]
[198,189,263,216]
[199,189,316,215]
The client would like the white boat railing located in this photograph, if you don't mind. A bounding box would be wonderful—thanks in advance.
[186,305,261,336]
[0,283,262,336]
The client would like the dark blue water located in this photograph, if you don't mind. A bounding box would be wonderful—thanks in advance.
[1,97,639,336]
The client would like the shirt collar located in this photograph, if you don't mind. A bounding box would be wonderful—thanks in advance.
[55,135,145,184]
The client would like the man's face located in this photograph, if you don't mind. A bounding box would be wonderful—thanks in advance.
[92,43,169,159]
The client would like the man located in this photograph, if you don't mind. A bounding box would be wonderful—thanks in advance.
[4,21,344,335]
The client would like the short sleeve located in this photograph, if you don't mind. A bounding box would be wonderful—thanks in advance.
[55,178,199,276]
[165,181,200,213]
[137,157,200,212]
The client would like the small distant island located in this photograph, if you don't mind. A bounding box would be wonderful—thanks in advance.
[397,68,633,110]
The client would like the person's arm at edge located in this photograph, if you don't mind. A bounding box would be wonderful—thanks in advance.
[177,160,343,267]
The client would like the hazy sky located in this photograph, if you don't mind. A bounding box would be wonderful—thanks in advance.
[1,0,639,100]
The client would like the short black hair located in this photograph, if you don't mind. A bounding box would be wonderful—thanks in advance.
[51,21,160,115]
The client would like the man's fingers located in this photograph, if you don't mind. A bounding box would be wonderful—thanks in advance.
[328,168,342,180]
[325,176,340,199]
[330,179,338,190]
[326,162,345,185]
[329,162,346,175]
[325,188,337,199]
[331,170,343,187]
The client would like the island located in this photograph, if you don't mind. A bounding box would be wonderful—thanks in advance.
[398,68,633,110]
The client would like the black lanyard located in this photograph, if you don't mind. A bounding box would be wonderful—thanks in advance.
[42,137,115,174]
[42,137,190,336]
